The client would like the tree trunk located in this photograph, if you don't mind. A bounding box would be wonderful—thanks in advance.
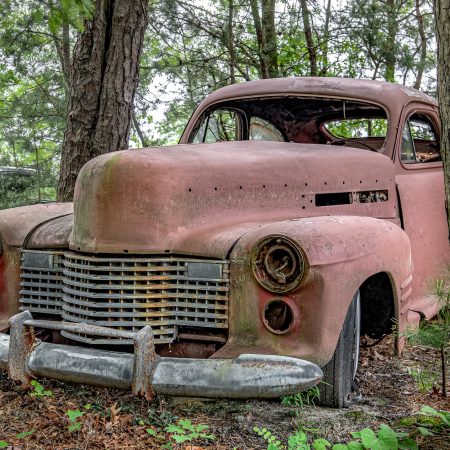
[57,0,148,202]
[413,0,427,90]
[249,0,279,79]
[384,0,397,82]
[300,0,317,77]
[434,0,450,235]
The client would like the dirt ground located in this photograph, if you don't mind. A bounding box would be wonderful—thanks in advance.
[0,336,449,449]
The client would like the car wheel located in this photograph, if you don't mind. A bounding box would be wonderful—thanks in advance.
[319,290,361,408]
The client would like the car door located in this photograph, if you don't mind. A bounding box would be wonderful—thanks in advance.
[395,102,450,318]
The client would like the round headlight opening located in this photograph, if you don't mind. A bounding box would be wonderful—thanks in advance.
[263,300,294,334]
[253,236,305,293]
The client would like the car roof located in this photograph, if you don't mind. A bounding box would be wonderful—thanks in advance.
[198,77,437,113]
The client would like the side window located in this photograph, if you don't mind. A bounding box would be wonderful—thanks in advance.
[401,114,441,164]
[322,118,388,151]
[249,117,284,141]
[191,109,240,143]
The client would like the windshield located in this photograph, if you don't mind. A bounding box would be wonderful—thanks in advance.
[189,96,388,152]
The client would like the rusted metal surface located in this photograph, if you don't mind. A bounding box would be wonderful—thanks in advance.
[0,313,323,398]
[70,143,397,257]
[0,203,73,248]
[26,214,73,249]
[8,310,35,386]
[213,215,412,367]
[0,245,22,331]
[132,326,159,400]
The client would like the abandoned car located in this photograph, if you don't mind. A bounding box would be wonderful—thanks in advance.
[0,77,447,408]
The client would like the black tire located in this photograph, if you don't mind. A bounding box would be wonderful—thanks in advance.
[319,291,361,408]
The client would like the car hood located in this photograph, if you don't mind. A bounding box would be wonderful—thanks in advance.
[69,140,397,258]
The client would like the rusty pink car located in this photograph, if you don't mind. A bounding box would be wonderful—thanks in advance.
[0,77,447,407]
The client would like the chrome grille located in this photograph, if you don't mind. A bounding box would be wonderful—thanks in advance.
[61,252,230,345]
[19,250,64,316]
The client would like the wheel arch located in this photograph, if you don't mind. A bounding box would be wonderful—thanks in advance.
[360,271,397,339]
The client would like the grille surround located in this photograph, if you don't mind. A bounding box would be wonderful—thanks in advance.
[20,251,230,345]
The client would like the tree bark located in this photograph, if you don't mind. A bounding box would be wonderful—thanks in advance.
[57,0,148,202]
[249,0,279,79]
[300,0,318,76]
[384,0,397,82]
[434,0,450,235]
[413,0,427,90]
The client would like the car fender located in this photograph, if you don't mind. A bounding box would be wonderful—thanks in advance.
[214,215,412,366]
[0,203,73,329]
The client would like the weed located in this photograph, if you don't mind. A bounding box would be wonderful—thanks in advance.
[282,386,321,408]
[408,367,438,393]
[29,380,53,398]
[254,423,419,449]
[0,441,9,449]
[67,409,85,432]
[144,419,215,449]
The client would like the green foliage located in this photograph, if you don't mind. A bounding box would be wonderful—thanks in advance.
[49,0,94,33]
[145,419,215,449]
[165,419,215,444]
[0,442,9,449]
[253,422,422,450]
[404,275,450,396]
[16,430,34,438]
[66,409,85,432]
[281,386,321,408]
[29,380,53,398]
[407,368,438,393]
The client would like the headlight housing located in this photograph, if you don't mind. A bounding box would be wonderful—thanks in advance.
[253,236,305,293]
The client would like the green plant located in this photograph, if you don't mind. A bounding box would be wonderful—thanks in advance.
[404,276,450,397]
[407,368,438,393]
[165,419,215,444]
[0,441,9,449]
[67,409,85,432]
[254,423,419,450]
[418,405,450,428]
[29,380,53,398]
[16,430,34,438]
[145,419,215,449]
[282,386,321,408]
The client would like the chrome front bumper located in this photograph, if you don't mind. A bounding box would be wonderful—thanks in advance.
[0,311,323,400]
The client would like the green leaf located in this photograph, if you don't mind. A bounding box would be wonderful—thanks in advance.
[347,442,364,450]
[359,428,378,448]
[332,445,348,450]
[67,410,85,422]
[68,422,82,432]
[166,424,183,433]
[417,427,434,436]
[178,419,194,432]
[16,430,34,438]
[0,442,9,449]
[377,424,398,450]
[313,438,332,449]
[171,434,191,443]
[146,428,157,436]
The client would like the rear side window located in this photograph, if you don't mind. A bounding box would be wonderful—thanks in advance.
[324,118,388,139]
[401,114,440,164]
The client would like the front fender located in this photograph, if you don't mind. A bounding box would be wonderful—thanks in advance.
[215,215,412,366]
[0,203,73,329]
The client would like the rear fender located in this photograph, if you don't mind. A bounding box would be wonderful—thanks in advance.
[216,215,412,366]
